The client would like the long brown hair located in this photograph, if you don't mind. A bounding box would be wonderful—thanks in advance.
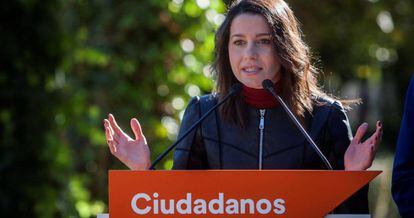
[213,0,354,128]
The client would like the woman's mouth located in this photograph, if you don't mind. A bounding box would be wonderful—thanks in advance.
[242,66,263,74]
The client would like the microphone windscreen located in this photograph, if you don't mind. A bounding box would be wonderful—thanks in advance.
[262,79,274,90]
[230,83,243,94]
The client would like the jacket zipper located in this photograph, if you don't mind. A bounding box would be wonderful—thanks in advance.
[259,109,266,170]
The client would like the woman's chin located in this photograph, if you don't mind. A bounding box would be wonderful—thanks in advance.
[241,81,263,89]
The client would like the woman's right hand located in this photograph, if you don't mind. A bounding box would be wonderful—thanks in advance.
[103,114,150,170]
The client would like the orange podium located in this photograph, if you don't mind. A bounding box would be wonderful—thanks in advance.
[108,170,380,218]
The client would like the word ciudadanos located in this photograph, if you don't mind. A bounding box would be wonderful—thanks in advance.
[131,192,286,215]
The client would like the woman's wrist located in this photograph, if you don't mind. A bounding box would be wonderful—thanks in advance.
[344,163,368,171]
[129,160,151,170]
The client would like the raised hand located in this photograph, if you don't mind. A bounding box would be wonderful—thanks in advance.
[344,121,383,171]
[104,114,150,170]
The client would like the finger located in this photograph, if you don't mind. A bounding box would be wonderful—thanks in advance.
[108,114,125,136]
[104,123,113,141]
[368,121,382,143]
[104,119,113,135]
[377,121,383,141]
[111,132,120,144]
[375,121,382,142]
[104,119,115,136]
[352,122,368,144]
[131,118,145,142]
[375,121,382,133]
[365,131,380,153]
[365,130,378,145]
[104,119,119,144]
[369,133,379,152]
[104,118,121,154]
[372,121,383,151]
[108,141,117,154]
[105,127,117,153]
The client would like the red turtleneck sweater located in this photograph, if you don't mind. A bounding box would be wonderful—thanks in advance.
[242,82,281,109]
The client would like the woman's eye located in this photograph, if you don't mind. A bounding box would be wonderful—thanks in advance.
[258,39,271,45]
[233,40,245,46]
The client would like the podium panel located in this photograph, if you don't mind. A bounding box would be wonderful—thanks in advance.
[98,214,371,218]
[109,170,379,217]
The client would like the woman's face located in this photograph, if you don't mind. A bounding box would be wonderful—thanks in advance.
[228,13,281,89]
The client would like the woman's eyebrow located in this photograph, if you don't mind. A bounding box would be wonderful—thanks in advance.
[230,34,244,38]
[230,33,271,38]
[256,33,271,37]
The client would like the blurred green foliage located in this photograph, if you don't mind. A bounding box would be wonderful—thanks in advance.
[0,0,413,217]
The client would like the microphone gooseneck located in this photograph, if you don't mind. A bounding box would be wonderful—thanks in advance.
[149,83,242,170]
[262,79,333,170]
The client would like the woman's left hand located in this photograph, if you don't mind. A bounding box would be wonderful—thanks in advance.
[344,121,383,171]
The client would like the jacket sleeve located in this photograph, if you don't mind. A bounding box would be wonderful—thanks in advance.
[172,97,209,169]
[392,76,414,217]
[326,101,353,170]
[327,102,369,214]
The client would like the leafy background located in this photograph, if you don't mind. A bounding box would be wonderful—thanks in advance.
[1,0,412,217]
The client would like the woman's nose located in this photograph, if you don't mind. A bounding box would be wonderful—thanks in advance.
[244,43,258,60]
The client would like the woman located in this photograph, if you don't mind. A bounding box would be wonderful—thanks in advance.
[104,0,382,213]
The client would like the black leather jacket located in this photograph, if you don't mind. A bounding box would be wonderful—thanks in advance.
[172,94,368,214]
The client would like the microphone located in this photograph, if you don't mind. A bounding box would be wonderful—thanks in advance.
[262,79,333,170]
[150,83,243,170]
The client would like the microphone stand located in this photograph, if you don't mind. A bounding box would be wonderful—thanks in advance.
[149,83,242,170]
[262,79,333,170]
